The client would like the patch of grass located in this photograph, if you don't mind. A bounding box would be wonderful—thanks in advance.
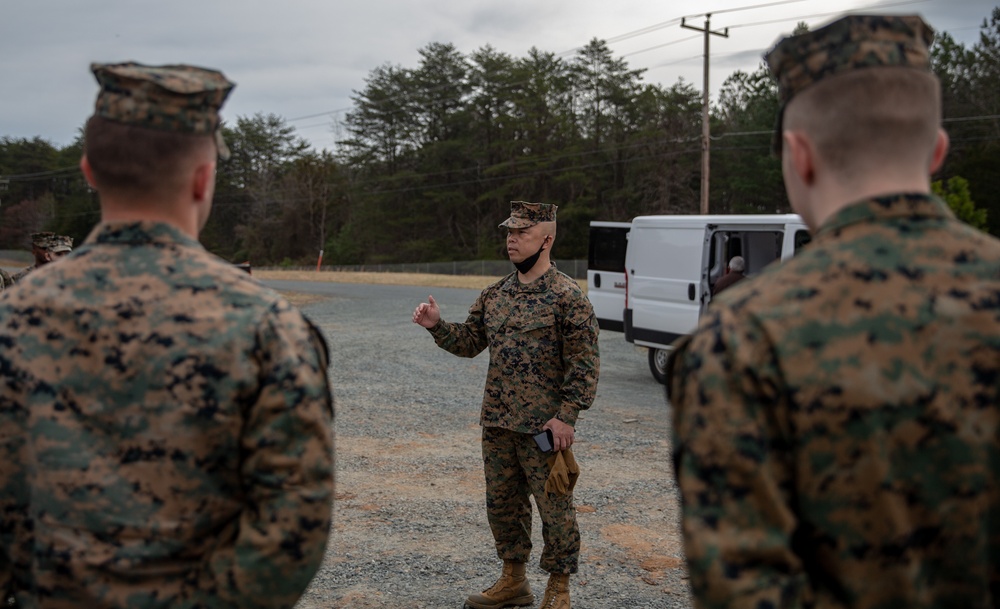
[254,269,588,292]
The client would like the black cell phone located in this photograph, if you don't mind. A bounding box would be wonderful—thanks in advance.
[533,429,554,453]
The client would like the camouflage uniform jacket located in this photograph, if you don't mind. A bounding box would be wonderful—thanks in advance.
[667,193,1000,609]
[429,264,599,432]
[8,264,34,284]
[0,221,334,609]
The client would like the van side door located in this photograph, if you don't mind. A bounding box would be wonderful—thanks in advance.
[700,222,788,315]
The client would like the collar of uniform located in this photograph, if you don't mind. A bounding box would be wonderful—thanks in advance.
[83,221,205,250]
[816,193,954,237]
[502,262,558,294]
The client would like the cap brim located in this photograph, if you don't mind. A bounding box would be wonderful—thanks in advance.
[499,217,536,229]
[50,246,72,253]
[215,130,231,161]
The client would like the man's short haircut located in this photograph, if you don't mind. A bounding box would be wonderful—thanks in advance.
[540,220,557,241]
[84,115,215,197]
[729,256,746,272]
[784,67,941,175]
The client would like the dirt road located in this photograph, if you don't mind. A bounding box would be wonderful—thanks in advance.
[263,279,691,609]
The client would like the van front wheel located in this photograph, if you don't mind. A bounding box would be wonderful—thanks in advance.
[648,348,669,385]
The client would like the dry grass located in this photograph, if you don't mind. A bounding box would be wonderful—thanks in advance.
[254,268,589,292]
[253,269,507,290]
[0,262,588,295]
[0,259,25,269]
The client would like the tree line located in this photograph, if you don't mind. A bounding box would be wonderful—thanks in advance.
[1,8,997,266]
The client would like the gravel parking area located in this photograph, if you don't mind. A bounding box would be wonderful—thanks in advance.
[263,279,692,609]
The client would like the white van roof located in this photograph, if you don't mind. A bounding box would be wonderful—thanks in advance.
[631,213,804,227]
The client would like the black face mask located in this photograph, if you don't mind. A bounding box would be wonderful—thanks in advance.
[513,240,547,275]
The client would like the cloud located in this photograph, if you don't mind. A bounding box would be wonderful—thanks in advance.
[1,0,994,150]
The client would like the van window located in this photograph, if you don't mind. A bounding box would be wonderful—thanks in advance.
[794,229,812,252]
[743,231,783,274]
[588,226,629,272]
[708,229,784,286]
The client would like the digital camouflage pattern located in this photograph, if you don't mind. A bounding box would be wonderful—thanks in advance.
[8,264,35,285]
[6,235,74,287]
[428,263,597,574]
[92,62,234,136]
[765,14,934,106]
[428,264,599,431]
[30,232,56,249]
[765,14,934,155]
[667,194,1000,609]
[483,427,580,574]
[499,201,558,229]
[0,221,334,609]
[46,235,72,253]
[91,62,234,159]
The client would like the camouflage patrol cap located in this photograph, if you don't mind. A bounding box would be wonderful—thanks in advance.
[764,14,934,154]
[766,14,934,105]
[30,232,56,249]
[499,201,558,229]
[48,235,73,253]
[90,62,236,159]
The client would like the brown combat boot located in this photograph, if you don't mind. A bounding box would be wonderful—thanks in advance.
[538,573,570,609]
[464,561,535,609]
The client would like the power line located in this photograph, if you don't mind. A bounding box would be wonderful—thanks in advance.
[288,0,946,136]
[945,115,1000,124]
[729,0,934,32]
[282,0,832,125]
[4,112,998,188]
[685,0,810,18]
[648,55,704,71]
[25,128,1000,219]
[622,34,702,58]
[1,166,80,181]
[558,0,807,54]
[288,108,352,123]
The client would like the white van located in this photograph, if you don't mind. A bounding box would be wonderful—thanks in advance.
[621,214,811,383]
[586,221,631,332]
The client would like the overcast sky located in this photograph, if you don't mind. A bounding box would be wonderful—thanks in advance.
[1,0,993,152]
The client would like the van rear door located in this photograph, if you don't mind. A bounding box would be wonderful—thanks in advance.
[587,222,630,332]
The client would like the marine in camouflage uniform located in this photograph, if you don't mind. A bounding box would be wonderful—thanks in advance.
[413,201,599,609]
[7,265,31,283]
[7,232,72,284]
[667,15,1000,609]
[0,62,334,609]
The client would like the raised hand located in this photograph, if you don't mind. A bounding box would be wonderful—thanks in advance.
[412,294,441,329]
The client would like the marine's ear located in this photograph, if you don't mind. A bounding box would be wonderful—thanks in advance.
[784,130,816,187]
[80,155,97,190]
[191,160,216,203]
[929,128,949,175]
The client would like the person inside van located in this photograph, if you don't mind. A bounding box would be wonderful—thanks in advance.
[711,255,745,295]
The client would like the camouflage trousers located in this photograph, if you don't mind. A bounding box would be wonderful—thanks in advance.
[481,426,580,574]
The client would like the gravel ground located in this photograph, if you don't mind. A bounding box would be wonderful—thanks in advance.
[262,279,693,609]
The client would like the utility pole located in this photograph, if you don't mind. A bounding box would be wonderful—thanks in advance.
[682,14,728,214]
